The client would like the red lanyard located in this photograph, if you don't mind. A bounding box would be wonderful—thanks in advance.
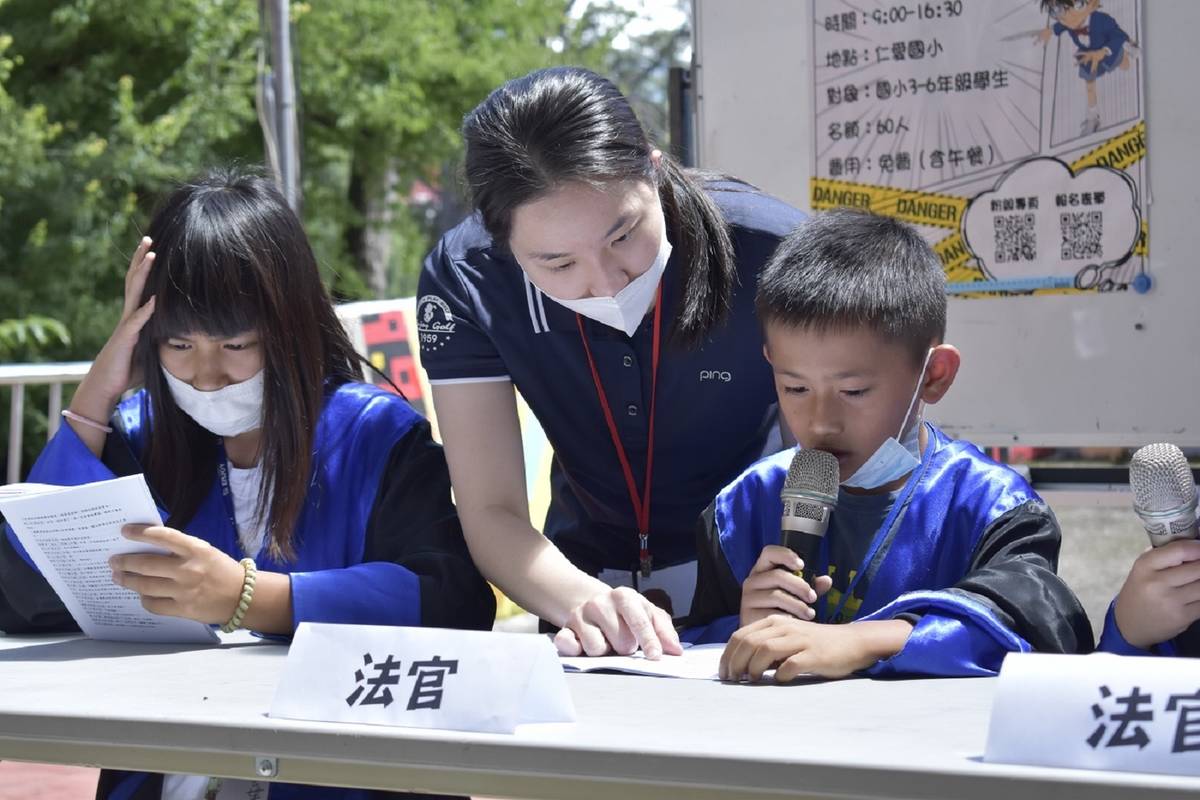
[576,287,663,578]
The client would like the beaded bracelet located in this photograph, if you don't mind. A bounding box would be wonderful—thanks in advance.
[220,557,258,633]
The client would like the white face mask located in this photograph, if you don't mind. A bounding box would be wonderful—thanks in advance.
[543,230,673,337]
[841,349,933,490]
[161,367,265,438]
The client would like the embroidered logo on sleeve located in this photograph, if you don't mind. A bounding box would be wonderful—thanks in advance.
[416,295,457,352]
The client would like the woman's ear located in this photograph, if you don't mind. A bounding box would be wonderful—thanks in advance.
[920,344,960,405]
[650,148,663,170]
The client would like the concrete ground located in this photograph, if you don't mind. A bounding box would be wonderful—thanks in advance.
[0,503,1148,798]
[1056,505,1147,638]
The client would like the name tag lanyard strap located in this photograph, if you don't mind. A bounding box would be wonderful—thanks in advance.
[215,445,253,560]
[576,286,663,580]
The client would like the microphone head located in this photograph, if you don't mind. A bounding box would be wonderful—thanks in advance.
[782,448,839,506]
[1130,443,1198,543]
[1131,443,1196,511]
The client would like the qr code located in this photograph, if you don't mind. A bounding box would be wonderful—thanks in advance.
[1060,211,1103,261]
[993,213,1036,263]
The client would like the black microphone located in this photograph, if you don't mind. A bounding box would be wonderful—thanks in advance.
[1129,443,1200,655]
[780,448,839,590]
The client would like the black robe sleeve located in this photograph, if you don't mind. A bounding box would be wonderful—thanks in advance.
[362,419,495,631]
[951,499,1094,654]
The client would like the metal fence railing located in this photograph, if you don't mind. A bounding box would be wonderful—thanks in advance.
[0,363,92,484]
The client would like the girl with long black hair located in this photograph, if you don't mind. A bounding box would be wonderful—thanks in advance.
[1,167,494,799]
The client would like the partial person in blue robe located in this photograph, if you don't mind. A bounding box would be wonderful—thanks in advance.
[0,168,493,800]
[1097,539,1200,658]
[684,209,1093,683]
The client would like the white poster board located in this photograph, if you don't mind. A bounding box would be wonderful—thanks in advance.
[694,0,1199,446]
[811,0,1147,296]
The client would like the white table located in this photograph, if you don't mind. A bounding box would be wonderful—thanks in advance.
[0,633,1195,799]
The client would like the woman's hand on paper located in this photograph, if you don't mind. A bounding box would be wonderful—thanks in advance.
[553,585,683,660]
[110,524,246,625]
[739,545,832,627]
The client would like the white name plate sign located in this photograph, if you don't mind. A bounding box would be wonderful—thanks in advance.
[986,652,1200,777]
[270,623,575,734]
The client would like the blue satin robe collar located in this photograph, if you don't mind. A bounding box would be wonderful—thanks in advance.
[720,423,1039,616]
[697,423,1042,675]
[115,384,420,578]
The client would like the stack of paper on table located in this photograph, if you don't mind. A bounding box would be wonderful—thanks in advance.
[560,643,724,680]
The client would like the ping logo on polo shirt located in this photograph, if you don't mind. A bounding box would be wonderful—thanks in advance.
[417,295,457,351]
[700,370,732,383]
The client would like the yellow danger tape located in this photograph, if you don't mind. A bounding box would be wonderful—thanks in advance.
[810,120,1148,293]
[1071,121,1147,172]
[1135,219,1149,257]
[936,236,987,283]
[810,179,967,230]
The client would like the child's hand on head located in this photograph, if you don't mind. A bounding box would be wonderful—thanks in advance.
[1114,539,1200,649]
[64,236,158,456]
[719,615,913,682]
[739,544,832,627]
[91,236,158,401]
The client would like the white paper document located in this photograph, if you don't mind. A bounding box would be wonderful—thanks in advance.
[561,643,725,680]
[270,623,576,734]
[0,475,218,644]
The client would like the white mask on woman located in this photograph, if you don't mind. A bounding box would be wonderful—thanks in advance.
[161,367,264,437]
[543,231,673,337]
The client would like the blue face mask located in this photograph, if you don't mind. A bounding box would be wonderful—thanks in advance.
[842,349,933,490]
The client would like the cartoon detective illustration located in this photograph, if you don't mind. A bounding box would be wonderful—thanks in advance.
[1036,1,1138,135]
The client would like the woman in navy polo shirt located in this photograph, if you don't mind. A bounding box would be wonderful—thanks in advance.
[418,66,803,657]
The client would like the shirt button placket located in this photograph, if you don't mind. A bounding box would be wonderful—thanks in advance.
[620,349,644,428]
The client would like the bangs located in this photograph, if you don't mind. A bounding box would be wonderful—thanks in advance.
[142,196,263,342]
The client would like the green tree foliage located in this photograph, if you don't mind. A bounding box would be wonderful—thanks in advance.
[0,0,642,333]
[603,8,692,148]
[0,0,685,475]
[0,0,263,363]
[292,0,582,297]
[0,316,70,358]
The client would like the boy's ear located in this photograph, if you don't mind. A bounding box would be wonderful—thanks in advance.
[762,342,773,365]
[920,344,960,405]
